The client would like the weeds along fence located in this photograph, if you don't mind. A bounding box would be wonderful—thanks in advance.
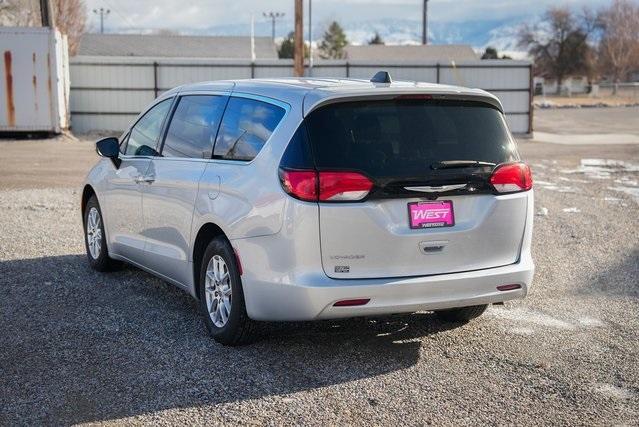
[69,57,533,135]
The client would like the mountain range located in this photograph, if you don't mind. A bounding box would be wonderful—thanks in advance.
[179,17,527,57]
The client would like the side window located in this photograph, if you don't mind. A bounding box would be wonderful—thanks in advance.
[213,97,286,161]
[125,98,172,156]
[162,95,227,159]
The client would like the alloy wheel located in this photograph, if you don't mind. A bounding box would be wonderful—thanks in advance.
[205,255,232,327]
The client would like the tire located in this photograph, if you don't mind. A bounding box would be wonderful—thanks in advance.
[198,236,257,346]
[83,195,119,271]
[435,304,488,323]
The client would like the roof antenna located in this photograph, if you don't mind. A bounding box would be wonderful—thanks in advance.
[370,71,392,84]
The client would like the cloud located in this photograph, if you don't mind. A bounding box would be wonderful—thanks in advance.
[85,0,610,33]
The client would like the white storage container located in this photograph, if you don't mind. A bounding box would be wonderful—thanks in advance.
[0,27,70,133]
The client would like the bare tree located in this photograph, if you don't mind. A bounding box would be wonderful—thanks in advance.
[0,0,40,26]
[52,0,87,55]
[597,0,639,90]
[519,7,596,94]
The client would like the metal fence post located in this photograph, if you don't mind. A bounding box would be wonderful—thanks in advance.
[346,61,350,78]
[436,63,440,83]
[153,61,159,98]
[528,64,534,134]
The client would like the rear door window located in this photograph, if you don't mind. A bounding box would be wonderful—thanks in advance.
[125,98,172,156]
[306,99,518,181]
[162,95,228,159]
[213,97,286,161]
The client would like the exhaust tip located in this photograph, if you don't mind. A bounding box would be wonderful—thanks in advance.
[333,298,370,307]
[496,284,522,291]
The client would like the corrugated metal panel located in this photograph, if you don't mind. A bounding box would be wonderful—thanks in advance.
[0,27,69,132]
[159,64,252,88]
[70,89,154,113]
[72,113,136,134]
[69,57,532,135]
[504,114,530,135]
[307,64,348,78]
[347,65,438,82]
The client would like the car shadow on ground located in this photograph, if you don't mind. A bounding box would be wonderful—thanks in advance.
[0,254,464,425]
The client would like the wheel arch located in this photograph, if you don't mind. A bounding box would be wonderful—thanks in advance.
[81,184,97,221]
[192,222,230,301]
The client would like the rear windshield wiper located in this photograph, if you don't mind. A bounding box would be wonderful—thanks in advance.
[430,160,496,170]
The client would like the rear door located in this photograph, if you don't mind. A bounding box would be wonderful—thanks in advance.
[141,94,228,285]
[305,98,529,279]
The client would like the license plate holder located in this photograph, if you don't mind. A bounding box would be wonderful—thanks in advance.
[408,200,455,229]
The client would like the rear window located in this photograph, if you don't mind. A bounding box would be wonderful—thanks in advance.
[305,99,518,180]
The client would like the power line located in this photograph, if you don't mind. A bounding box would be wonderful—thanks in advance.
[101,0,139,30]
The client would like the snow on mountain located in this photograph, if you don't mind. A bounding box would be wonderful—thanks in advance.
[123,17,528,57]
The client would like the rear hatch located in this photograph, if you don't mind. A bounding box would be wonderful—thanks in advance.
[283,97,530,279]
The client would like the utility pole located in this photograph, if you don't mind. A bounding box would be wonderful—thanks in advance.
[294,0,303,77]
[39,0,55,27]
[263,11,285,41]
[93,7,110,34]
[308,0,313,73]
[422,0,429,45]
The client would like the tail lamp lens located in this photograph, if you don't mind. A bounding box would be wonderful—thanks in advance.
[279,170,317,202]
[490,162,533,193]
[318,171,373,201]
[280,169,373,202]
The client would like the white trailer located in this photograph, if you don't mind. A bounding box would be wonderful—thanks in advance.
[0,27,70,133]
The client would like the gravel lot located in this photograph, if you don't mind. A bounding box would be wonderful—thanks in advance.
[1,109,638,425]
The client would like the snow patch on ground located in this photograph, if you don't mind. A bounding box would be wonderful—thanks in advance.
[536,207,549,216]
[563,207,581,213]
[488,307,575,330]
[560,159,639,181]
[535,179,576,193]
[576,316,605,327]
[594,383,634,400]
[489,307,606,334]
[608,186,639,202]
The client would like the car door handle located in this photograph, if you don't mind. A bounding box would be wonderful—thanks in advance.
[134,175,155,184]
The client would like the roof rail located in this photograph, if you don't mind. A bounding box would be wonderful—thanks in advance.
[370,71,392,84]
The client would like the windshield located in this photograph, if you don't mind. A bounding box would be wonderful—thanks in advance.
[305,99,519,181]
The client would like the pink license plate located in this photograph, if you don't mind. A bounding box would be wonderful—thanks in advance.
[408,201,455,229]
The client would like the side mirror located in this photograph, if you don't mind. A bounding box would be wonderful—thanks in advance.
[96,137,121,168]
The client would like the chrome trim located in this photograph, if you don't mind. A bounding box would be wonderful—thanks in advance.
[404,184,468,193]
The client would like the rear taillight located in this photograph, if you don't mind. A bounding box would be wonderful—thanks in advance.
[490,162,533,193]
[318,171,373,201]
[279,169,373,202]
[279,169,317,202]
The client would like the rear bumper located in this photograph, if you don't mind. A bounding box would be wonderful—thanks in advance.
[239,255,534,321]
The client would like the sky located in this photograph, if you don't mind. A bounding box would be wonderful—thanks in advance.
[84,0,612,45]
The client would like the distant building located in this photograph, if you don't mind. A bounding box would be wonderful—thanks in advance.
[533,76,589,96]
[341,44,479,62]
[77,33,278,60]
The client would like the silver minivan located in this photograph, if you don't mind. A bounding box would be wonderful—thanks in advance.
[82,75,534,345]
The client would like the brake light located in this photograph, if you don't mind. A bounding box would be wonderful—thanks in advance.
[279,169,317,201]
[280,169,373,202]
[490,162,533,193]
[319,171,373,201]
